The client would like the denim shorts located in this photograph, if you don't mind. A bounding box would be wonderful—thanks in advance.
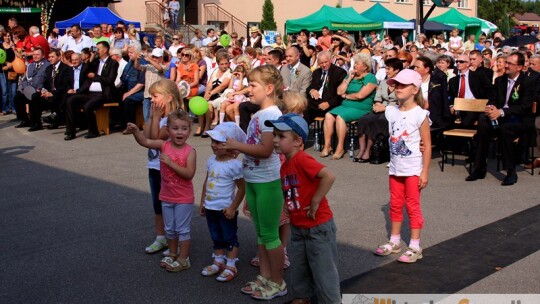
[205,208,239,251]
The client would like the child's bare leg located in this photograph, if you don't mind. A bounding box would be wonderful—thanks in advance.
[220,101,230,123]
[155,214,165,235]
[178,239,191,260]
[226,246,238,260]
[233,103,241,125]
[168,238,179,256]
[279,224,290,248]
[258,245,271,278]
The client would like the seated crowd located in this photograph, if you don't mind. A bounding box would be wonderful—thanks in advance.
[2,20,539,186]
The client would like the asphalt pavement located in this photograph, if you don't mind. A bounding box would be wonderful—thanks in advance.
[0,113,538,304]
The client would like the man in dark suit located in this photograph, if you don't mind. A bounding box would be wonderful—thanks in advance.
[65,41,118,140]
[14,47,51,130]
[304,51,346,125]
[393,30,409,50]
[469,50,494,81]
[448,54,494,128]
[39,48,72,129]
[466,52,539,185]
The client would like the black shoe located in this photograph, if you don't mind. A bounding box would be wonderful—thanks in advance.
[15,121,30,128]
[501,170,518,186]
[28,124,43,132]
[64,134,76,141]
[465,169,487,181]
[84,132,100,139]
[47,123,59,130]
[201,132,209,138]
[353,158,370,163]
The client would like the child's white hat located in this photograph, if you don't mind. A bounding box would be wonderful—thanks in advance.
[205,122,246,143]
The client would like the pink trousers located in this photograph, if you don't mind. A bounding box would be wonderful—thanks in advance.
[389,175,424,229]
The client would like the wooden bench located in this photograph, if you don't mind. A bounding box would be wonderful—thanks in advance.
[95,103,119,135]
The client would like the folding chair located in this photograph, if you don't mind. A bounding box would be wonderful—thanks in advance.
[440,98,488,172]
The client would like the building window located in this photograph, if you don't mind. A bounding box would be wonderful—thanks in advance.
[457,0,468,8]
[396,0,410,3]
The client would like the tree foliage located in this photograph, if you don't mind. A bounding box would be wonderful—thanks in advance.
[478,0,525,36]
[260,0,277,31]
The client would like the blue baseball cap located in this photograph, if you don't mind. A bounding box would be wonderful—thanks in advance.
[264,113,309,143]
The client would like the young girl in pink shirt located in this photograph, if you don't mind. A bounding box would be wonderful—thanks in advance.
[127,109,197,272]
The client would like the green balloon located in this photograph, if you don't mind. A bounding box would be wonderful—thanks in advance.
[189,96,209,116]
[220,34,231,47]
[0,49,6,64]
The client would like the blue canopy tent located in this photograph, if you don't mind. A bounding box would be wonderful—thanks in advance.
[55,7,141,29]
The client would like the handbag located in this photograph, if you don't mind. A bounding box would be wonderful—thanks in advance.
[370,134,390,164]
[7,71,17,81]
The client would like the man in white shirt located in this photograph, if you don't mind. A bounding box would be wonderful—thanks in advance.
[242,26,269,49]
[190,28,204,48]
[62,25,95,53]
[202,28,218,47]
[110,48,128,89]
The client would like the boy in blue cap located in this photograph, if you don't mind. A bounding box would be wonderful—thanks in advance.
[265,113,340,304]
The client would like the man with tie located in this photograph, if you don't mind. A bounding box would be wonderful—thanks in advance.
[39,48,72,129]
[305,51,347,125]
[466,52,540,185]
[280,46,312,95]
[64,41,119,140]
[448,54,494,128]
[14,47,51,130]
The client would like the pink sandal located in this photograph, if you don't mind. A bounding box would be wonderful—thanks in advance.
[216,265,237,282]
[250,256,260,267]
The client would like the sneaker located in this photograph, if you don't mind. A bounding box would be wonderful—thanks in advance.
[166,257,191,273]
[145,239,167,254]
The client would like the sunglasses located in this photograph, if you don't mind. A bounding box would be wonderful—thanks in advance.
[181,53,191,57]
[455,60,469,64]
[151,56,158,59]
[172,38,179,40]
[399,59,407,63]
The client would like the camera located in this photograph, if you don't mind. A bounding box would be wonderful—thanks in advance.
[291,35,297,40]
[91,46,98,52]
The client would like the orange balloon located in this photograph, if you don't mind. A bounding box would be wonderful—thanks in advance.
[12,58,26,74]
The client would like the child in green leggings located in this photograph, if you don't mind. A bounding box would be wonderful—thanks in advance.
[223,65,286,301]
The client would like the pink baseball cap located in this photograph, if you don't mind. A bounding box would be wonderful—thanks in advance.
[386,69,422,88]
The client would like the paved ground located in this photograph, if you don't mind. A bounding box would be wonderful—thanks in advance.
[0,113,538,304]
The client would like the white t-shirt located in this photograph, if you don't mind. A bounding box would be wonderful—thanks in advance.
[386,105,431,176]
[147,117,168,170]
[202,36,217,47]
[243,105,282,183]
[204,156,243,210]
[449,36,463,50]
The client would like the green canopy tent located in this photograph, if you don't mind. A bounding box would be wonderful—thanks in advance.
[285,5,382,34]
[428,8,482,39]
[361,3,414,30]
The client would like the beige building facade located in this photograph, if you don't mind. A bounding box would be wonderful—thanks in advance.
[110,0,477,35]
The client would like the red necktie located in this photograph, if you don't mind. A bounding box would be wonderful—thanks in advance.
[458,74,466,98]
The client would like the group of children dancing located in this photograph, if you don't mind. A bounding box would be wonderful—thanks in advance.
[127,65,431,303]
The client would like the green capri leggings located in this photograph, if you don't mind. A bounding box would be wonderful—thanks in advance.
[246,179,284,250]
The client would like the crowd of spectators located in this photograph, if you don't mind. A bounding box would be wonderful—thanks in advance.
[1,17,539,185]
